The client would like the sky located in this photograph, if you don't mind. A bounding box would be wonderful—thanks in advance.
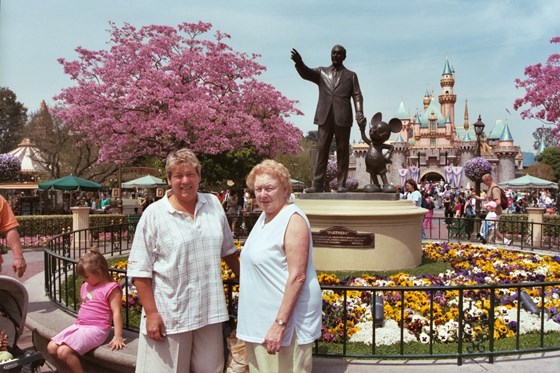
[1,0,559,153]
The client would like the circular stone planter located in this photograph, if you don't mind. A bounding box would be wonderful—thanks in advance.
[295,194,426,271]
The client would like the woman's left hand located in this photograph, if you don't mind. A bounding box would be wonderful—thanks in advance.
[263,323,286,355]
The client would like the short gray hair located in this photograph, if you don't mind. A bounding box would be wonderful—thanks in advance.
[165,148,201,179]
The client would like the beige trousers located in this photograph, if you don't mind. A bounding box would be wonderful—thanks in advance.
[135,323,224,373]
[244,333,313,373]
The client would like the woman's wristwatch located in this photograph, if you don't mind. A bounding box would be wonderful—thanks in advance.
[275,319,286,326]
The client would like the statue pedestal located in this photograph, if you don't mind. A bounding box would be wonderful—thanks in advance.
[295,195,425,271]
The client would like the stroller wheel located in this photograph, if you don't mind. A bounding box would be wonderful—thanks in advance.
[20,363,42,373]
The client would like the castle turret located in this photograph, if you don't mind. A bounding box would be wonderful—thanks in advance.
[389,136,409,187]
[396,101,411,143]
[494,120,519,183]
[438,59,457,126]
[423,90,431,110]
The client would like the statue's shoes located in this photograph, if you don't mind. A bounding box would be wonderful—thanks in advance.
[337,187,347,193]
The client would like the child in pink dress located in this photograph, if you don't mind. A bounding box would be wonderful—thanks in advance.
[47,249,126,373]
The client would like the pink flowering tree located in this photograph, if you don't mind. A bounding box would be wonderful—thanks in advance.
[514,36,560,140]
[54,22,303,163]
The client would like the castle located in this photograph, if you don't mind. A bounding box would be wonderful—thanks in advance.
[349,59,522,189]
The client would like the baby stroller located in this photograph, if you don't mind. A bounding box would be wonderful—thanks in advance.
[0,275,45,373]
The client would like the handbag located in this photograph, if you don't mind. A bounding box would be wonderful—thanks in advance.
[225,331,249,373]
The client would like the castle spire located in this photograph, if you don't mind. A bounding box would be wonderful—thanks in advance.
[442,58,453,75]
[536,135,546,155]
[464,99,469,131]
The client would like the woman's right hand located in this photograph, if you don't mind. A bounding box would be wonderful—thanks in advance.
[145,312,166,341]
[263,322,286,355]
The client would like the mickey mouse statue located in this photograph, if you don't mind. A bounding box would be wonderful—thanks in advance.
[360,112,403,193]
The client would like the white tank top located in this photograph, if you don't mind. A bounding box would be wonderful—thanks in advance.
[237,203,322,346]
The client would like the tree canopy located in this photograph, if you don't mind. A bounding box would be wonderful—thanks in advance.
[25,101,118,181]
[514,36,560,140]
[535,146,560,181]
[0,87,27,153]
[54,22,303,163]
[526,162,556,182]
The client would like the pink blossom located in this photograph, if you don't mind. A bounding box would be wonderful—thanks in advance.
[53,22,303,162]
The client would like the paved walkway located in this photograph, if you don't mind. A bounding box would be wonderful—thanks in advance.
[4,235,560,372]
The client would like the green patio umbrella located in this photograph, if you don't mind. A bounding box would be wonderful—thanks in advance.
[498,174,558,190]
[38,175,102,192]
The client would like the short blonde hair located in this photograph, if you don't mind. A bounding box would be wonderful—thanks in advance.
[165,148,201,179]
[246,160,292,199]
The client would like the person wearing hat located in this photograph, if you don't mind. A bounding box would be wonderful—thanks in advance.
[479,201,511,245]
[477,173,511,245]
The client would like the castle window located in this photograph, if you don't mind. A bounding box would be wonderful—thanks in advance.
[430,138,436,147]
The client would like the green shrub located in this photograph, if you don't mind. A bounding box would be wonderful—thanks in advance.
[14,214,126,238]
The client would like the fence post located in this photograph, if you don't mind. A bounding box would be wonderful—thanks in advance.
[526,207,545,248]
[70,206,90,249]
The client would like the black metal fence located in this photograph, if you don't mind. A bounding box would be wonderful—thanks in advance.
[42,217,560,365]
[424,216,560,252]
[313,282,560,365]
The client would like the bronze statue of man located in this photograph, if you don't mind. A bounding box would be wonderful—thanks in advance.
[291,45,366,193]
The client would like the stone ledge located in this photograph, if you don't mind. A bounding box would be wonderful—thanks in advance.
[24,273,137,373]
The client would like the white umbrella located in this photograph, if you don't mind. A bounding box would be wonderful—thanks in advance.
[121,175,167,188]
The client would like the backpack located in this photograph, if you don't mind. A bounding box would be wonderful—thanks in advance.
[493,186,509,210]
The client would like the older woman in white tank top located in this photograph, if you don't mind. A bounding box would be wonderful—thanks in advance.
[236,160,322,373]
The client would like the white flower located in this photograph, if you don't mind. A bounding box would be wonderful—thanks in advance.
[496,306,509,316]
[419,332,430,344]
[445,320,459,332]
[411,314,428,324]
[437,330,449,342]
[349,320,417,346]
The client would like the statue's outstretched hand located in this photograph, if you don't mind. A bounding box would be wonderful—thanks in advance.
[291,49,303,65]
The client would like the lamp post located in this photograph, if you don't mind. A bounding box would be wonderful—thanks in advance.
[473,115,486,215]
[117,164,123,214]
[417,153,421,182]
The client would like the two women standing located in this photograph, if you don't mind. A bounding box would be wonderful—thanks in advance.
[128,151,322,373]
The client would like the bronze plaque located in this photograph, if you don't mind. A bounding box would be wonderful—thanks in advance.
[312,226,375,249]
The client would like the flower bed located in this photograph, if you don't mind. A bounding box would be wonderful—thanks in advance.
[323,242,560,345]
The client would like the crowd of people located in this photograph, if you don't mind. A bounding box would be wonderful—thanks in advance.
[401,179,559,217]
[399,175,558,244]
